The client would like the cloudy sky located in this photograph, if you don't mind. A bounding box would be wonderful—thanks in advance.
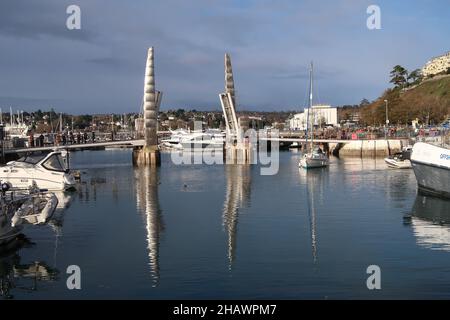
[0,0,448,114]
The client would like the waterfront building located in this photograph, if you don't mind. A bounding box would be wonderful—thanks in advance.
[289,105,338,130]
[421,51,450,77]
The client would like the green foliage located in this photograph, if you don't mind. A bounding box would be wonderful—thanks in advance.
[390,65,408,88]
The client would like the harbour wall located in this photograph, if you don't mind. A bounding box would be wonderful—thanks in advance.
[330,139,410,157]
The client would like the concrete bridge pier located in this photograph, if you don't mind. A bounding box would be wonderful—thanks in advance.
[225,142,255,164]
[133,145,160,166]
[133,47,161,167]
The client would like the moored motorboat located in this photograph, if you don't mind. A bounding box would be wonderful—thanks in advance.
[384,146,412,169]
[411,142,450,198]
[0,151,76,191]
[11,191,58,227]
[161,129,225,150]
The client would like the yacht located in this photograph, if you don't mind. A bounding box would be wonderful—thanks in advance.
[411,142,450,198]
[299,62,329,169]
[160,129,189,149]
[1,108,30,140]
[180,129,225,150]
[161,129,225,150]
[0,151,76,191]
[300,147,329,169]
[384,146,412,169]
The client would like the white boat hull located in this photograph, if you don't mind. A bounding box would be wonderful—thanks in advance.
[299,155,329,169]
[1,174,74,191]
[411,142,450,198]
[384,158,412,169]
[0,151,76,191]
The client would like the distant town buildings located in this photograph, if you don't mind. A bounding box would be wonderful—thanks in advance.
[289,105,338,130]
[421,51,450,77]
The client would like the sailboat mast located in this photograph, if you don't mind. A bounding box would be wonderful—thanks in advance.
[309,61,314,150]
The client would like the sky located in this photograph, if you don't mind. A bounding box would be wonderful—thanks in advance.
[0,0,448,114]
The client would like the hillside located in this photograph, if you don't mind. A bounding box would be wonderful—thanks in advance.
[360,75,450,125]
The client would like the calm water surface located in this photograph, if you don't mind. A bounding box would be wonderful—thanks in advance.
[1,149,450,299]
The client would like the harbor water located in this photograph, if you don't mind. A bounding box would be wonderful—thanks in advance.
[1,149,450,299]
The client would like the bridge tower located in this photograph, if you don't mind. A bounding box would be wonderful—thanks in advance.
[219,53,254,164]
[219,53,239,137]
[133,47,162,166]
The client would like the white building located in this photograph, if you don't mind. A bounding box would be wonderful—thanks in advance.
[421,51,450,77]
[289,105,338,130]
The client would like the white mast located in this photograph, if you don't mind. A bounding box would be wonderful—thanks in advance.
[309,62,314,151]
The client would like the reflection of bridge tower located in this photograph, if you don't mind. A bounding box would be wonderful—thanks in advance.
[223,165,252,269]
[133,47,163,166]
[134,167,164,286]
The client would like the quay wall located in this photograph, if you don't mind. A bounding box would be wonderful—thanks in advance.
[334,139,408,157]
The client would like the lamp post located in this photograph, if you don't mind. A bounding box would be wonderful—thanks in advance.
[384,99,389,139]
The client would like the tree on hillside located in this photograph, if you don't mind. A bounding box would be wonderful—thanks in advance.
[407,69,422,85]
[360,98,370,107]
[390,65,408,88]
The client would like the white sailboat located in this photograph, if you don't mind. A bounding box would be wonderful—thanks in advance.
[299,62,329,169]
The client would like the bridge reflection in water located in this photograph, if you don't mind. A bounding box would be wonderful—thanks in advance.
[134,167,164,287]
[222,165,252,270]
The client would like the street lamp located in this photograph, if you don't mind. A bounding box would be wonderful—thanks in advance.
[384,99,389,139]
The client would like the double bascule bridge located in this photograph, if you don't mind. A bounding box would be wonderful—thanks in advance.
[4,47,407,164]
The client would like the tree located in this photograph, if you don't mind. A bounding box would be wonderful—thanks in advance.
[390,65,408,88]
[407,69,422,85]
[360,98,370,107]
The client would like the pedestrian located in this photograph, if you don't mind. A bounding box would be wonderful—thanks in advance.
[28,133,34,148]
[76,132,81,144]
[39,134,44,147]
[83,132,88,144]
[91,131,95,143]
[62,133,67,145]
